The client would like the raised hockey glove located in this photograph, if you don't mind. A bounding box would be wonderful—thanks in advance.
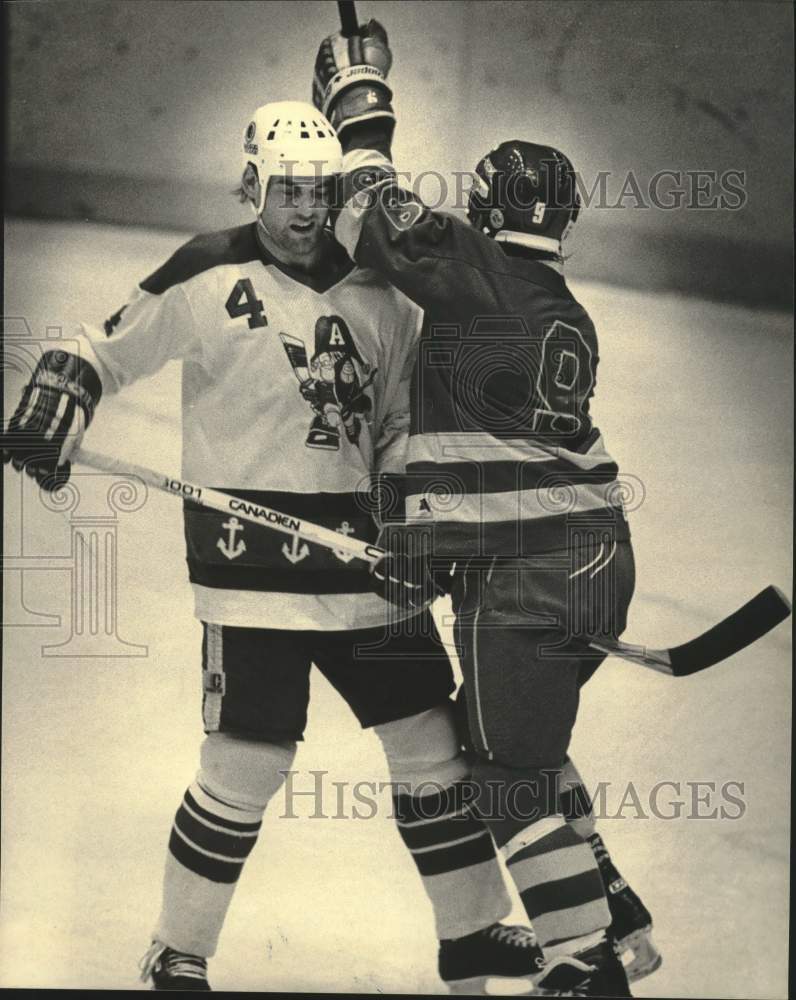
[1,350,102,490]
[370,524,446,612]
[312,18,395,141]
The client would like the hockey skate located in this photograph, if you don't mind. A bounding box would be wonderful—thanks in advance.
[439,921,545,994]
[139,940,211,991]
[588,833,662,982]
[533,937,632,997]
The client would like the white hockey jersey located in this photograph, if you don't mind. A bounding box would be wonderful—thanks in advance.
[76,223,422,630]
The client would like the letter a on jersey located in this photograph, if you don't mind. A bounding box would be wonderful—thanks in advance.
[314,315,363,361]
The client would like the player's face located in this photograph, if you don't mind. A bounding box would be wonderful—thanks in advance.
[258,176,333,267]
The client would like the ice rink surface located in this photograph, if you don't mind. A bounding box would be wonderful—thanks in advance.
[2,218,792,995]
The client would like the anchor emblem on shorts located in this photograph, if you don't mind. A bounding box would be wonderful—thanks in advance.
[217,517,246,560]
[282,534,310,564]
[333,521,355,563]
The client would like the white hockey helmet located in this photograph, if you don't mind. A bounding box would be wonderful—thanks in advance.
[241,100,343,214]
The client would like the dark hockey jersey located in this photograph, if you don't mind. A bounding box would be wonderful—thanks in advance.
[336,153,630,556]
[74,223,423,629]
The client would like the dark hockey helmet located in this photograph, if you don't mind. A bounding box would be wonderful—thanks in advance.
[467,140,580,253]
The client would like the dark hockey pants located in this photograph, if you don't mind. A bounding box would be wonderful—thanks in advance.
[450,539,635,841]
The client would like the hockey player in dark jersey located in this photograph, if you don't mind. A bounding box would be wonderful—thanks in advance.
[311,18,660,998]
[1,101,547,993]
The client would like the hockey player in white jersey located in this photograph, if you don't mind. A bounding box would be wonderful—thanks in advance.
[2,101,545,993]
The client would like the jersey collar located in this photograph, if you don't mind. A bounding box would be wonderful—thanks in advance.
[251,224,355,294]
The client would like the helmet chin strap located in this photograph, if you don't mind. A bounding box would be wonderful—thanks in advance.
[253,184,267,219]
[253,214,276,254]
[251,173,274,243]
[251,203,273,247]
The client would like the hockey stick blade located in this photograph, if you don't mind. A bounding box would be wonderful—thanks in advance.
[667,585,791,675]
[591,586,791,677]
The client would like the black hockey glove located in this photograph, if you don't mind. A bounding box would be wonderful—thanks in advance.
[312,18,395,142]
[1,350,102,490]
[370,524,450,613]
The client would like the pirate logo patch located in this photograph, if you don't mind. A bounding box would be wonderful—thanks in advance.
[280,315,376,451]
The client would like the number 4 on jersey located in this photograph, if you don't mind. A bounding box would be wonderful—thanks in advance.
[225,278,267,329]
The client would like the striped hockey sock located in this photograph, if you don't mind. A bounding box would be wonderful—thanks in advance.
[393,780,512,940]
[500,815,610,951]
[154,781,264,956]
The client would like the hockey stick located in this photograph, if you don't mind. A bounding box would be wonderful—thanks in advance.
[337,0,359,37]
[71,448,791,675]
[73,447,385,567]
[590,586,790,677]
[279,333,312,388]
